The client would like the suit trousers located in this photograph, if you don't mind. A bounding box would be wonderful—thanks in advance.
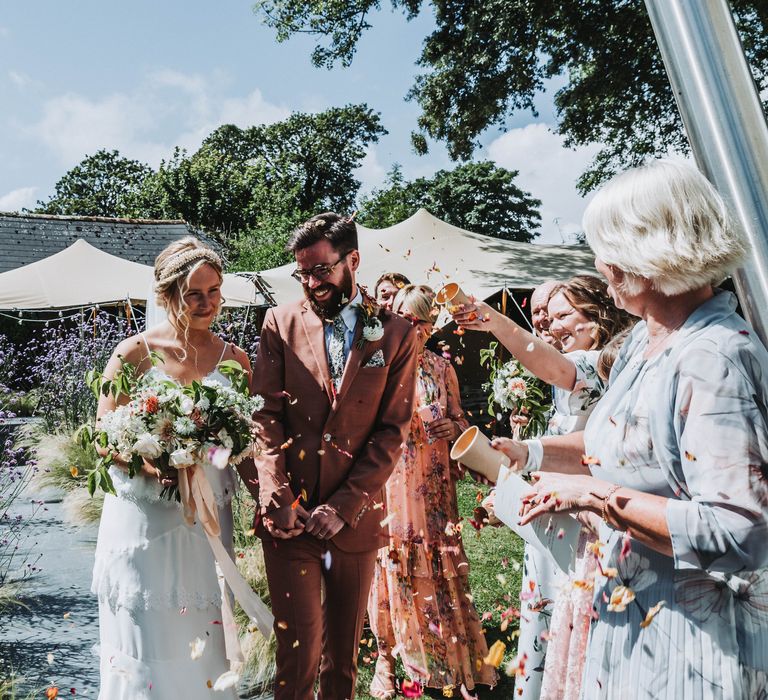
[262,534,378,700]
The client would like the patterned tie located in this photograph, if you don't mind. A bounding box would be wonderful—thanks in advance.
[328,315,347,392]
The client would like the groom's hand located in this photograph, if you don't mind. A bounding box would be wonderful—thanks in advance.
[263,504,309,539]
[305,504,345,540]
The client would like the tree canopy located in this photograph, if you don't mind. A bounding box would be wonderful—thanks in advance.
[254,0,768,191]
[37,150,153,218]
[359,161,541,242]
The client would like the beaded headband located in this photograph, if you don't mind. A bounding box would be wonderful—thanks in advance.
[157,248,221,284]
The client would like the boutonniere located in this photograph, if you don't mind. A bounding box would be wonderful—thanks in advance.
[356,298,384,349]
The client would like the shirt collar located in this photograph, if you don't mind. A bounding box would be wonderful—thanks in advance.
[338,287,363,332]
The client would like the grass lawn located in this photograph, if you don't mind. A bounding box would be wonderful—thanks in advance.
[354,476,525,699]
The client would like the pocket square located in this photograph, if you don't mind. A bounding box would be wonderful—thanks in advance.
[363,349,385,368]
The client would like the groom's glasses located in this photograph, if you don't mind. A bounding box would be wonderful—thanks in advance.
[291,251,352,283]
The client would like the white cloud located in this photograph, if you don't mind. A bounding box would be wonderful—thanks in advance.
[26,70,290,169]
[0,186,38,212]
[355,146,387,197]
[30,92,164,166]
[217,89,289,128]
[8,70,30,88]
[487,123,602,244]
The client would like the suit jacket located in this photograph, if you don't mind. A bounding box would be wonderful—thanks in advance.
[251,295,419,552]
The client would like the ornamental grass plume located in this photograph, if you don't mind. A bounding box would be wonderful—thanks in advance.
[0,411,43,623]
[232,490,276,694]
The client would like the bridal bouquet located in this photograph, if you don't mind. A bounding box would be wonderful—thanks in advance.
[479,341,551,439]
[79,357,263,499]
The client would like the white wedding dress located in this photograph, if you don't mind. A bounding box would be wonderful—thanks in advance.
[92,366,239,699]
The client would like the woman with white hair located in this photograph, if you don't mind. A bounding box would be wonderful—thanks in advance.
[493,159,768,698]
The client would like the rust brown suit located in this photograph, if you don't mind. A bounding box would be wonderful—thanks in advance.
[251,297,419,700]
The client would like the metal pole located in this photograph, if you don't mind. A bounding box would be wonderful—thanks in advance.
[644,0,768,346]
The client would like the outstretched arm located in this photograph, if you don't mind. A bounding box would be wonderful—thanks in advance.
[452,299,577,390]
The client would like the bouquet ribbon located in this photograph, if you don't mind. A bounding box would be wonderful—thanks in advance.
[176,462,274,661]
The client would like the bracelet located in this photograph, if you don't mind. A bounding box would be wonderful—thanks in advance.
[522,439,543,474]
[601,484,622,524]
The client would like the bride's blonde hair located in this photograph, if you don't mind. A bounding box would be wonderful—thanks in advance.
[153,237,223,348]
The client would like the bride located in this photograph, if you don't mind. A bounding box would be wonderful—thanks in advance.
[92,237,252,698]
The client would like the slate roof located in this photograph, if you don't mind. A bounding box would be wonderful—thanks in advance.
[0,212,219,274]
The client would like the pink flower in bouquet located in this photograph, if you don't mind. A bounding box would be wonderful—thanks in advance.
[208,446,232,470]
[506,377,528,399]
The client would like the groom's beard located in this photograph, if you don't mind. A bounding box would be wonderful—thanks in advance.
[303,267,354,320]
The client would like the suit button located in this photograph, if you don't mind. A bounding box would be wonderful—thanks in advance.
[323,433,332,442]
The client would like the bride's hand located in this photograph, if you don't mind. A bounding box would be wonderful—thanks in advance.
[141,459,178,487]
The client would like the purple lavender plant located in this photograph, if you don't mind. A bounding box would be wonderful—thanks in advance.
[23,311,133,433]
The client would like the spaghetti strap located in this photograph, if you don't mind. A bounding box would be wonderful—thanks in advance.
[140,333,152,358]
[217,341,229,364]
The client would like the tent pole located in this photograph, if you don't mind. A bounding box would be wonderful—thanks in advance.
[645,0,768,346]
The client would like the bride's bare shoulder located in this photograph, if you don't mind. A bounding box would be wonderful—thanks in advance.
[225,342,252,372]
[111,333,152,365]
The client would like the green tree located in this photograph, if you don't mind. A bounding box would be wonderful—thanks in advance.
[254,0,768,191]
[36,149,154,217]
[134,105,386,268]
[359,161,541,242]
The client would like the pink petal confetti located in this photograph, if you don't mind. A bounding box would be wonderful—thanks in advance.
[619,530,632,563]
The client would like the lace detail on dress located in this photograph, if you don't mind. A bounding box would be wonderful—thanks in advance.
[109,459,236,508]
[93,525,223,612]
[110,466,180,506]
[95,582,223,612]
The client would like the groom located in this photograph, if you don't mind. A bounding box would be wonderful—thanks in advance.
[251,212,419,699]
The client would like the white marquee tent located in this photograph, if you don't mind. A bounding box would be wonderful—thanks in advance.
[258,209,598,306]
[0,239,266,310]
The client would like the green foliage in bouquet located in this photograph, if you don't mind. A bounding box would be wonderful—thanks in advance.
[479,341,551,439]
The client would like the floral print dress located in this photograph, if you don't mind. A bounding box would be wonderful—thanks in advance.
[368,349,497,691]
[580,291,768,699]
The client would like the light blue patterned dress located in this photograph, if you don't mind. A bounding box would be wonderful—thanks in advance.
[517,349,605,699]
[581,291,768,699]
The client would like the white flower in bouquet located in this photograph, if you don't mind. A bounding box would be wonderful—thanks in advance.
[169,447,196,468]
[217,427,234,450]
[195,396,211,412]
[159,386,183,404]
[249,394,265,413]
[215,386,238,409]
[202,377,223,389]
[173,416,197,437]
[179,395,195,415]
[132,432,163,459]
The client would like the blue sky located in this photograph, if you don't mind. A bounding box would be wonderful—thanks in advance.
[0,1,599,243]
